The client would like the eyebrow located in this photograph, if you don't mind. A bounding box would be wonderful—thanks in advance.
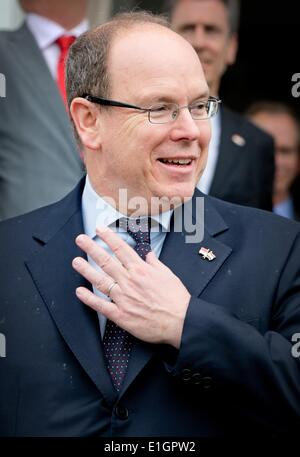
[191,92,210,101]
[137,92,210,105]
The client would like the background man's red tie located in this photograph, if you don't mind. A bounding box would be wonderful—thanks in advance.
[56,35,76,105]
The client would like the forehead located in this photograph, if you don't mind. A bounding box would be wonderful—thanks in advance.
[256,112,299,145]
[172,0,229,28]
[107,26,208,99]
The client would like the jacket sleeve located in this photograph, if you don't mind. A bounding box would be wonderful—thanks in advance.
[165,231,300,433]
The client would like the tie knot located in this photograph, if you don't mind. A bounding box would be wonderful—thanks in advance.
[119,217,151,260]
[56,35,76,52]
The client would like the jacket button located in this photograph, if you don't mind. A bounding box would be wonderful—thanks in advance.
[181,368,192,382]
[115,405,129,420]
[202,376,213,390]
[191,373,202,385]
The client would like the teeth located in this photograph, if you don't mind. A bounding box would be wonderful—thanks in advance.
[178,159,192,164]
[161,159,192,165]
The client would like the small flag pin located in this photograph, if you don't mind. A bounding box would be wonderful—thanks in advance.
[199,247,216,261]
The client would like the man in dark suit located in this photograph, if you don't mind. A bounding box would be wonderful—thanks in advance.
[1,11,300,437]
[0,0,88,220]
[247,101,300,221]
[169,0,275,210]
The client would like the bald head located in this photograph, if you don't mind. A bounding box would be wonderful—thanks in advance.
[67,11,207,107]
[108,24,206,97]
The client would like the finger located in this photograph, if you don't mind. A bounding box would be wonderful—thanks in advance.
[145,250,159,265]
[76,286,119,322]
[72,257,119,297]
[146,251,170,272]
[96,225,144,269]
[75,234,125,281]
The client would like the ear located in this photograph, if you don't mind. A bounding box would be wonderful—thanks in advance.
[226,33,238,66]
[70,97,101,151]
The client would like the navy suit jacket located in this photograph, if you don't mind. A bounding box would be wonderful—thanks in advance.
[0,178,300,437]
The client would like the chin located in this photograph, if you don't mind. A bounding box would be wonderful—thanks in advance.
[157,183,196,204]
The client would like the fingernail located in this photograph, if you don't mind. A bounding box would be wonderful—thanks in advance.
[72,257,81,267]
[76,235,85,245]
[76,287,83,296]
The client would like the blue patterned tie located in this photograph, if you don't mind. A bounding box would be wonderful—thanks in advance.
[103,218,151,391]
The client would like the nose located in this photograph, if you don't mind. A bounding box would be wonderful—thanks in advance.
[193,25,206,49]
[169,107,202,142]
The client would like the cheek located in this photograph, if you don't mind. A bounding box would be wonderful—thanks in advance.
[289,156,300,172]
[200,122,212,149]
[119,117,156,154]
[119,113,149,136]
[278,157,297,174]
[214,44,231,69]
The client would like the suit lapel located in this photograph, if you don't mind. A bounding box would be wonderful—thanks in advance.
[25,180,118,405]
[160,192,232,297]
[9,23,73,140]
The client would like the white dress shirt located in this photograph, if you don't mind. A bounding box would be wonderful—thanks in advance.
[26,13,89,80]
[273,197,295,220]
[197,111,221,194]
[81,175,173,337]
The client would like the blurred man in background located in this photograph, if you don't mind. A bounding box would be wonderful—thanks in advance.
[0,0,88,220]
[247,101,300,221]
[169,0,275,210]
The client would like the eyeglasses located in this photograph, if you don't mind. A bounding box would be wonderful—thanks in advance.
[83,94,221,124]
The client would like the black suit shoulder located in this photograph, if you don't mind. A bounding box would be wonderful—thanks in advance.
[0,205,55,265]
[206,193,300,244]
[211,105,275,210]
[0,179,83,258]
[222,105,274,147]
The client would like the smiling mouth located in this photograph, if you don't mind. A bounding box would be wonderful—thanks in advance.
[158,158,193,166]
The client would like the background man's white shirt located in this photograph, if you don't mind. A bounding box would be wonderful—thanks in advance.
[197,111,221,194]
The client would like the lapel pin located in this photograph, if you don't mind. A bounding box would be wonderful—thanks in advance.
[231,134,246,147]
[199,247,216,261]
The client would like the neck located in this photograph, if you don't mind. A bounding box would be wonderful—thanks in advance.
[273,191,290,206]
[88,175,180,217]
[209,80,220,98]
[25,0,88,30]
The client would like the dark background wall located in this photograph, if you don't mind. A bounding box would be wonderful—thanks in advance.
[112,0,300,116]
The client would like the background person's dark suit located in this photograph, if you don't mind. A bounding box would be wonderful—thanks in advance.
[0,23,84,221]
[0,178,300,436]
[292,177,300,221]
[208,106,275,210]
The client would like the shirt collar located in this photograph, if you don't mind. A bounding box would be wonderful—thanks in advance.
[26,13,89,50]
[82,175,173,239]
[211,108,221,131]
[273,197,294,219]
